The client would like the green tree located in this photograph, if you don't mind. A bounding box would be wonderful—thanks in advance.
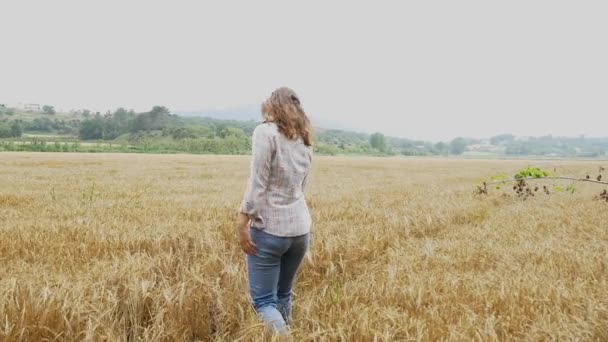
[370,132,387,152]
[0,124,11,138]
[434,141,448,155]
[42,105,56,115]
[490,134,515,145]
[10,122,22,137]
[79,116,105,140]
[189,125,214,138]
[131,106,174,132]
[219,127,246,139]
[29,117,53,131]
[112,108,135,134]
[315,142,340,156]
[449,137,467,155]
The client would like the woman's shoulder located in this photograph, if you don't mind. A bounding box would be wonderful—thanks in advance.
[254,121,279,137]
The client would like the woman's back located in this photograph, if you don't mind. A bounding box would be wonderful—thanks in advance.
[241,122,313,236]
[265,122,311,203]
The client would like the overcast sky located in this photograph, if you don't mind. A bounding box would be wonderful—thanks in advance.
[1,1,606,141]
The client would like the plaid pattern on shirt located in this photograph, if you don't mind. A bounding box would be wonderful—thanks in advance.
[240,122,312,237]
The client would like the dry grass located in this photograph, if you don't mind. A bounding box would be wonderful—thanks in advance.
[1,152,607,341]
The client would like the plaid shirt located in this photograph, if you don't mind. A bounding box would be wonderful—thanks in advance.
[240,122,313,237]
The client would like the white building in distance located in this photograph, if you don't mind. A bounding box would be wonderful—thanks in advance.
[17,103,42,112]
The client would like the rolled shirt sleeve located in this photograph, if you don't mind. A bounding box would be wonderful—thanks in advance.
[240,125,274,217]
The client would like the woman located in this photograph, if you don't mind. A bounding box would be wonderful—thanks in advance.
[237,87,313,335]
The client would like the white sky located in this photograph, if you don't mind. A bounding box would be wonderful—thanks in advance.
[1,1,606,141]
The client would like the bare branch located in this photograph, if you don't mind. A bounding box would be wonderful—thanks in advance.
[484,176,608,186]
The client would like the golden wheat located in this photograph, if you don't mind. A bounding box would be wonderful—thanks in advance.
[0,152,607,341]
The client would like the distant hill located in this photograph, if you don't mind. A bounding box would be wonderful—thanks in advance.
[175,105,357,132]
[176,105,259,121]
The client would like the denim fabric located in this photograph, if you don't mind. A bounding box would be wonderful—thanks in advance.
[246,227,309,334]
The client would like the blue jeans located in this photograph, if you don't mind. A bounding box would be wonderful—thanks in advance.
[247,228,310,334]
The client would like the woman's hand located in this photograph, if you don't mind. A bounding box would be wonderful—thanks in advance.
[238,212,256,255]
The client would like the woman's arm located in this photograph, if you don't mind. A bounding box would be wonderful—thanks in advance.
[237,212,256,255]
[301,148,313,190]
[238,125,273,255]
[240,125,273,217]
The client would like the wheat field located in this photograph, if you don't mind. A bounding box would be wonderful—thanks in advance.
[0,152,607,341]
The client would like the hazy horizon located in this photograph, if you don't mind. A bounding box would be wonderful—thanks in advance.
[1,1,607,141]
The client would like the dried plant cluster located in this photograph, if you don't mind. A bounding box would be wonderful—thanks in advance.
[1,153,607,341]
[478,166,608,201]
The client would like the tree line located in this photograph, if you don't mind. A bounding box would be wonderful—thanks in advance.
[2,104,608,157]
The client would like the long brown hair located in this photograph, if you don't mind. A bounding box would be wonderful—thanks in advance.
[262,87,313,147]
